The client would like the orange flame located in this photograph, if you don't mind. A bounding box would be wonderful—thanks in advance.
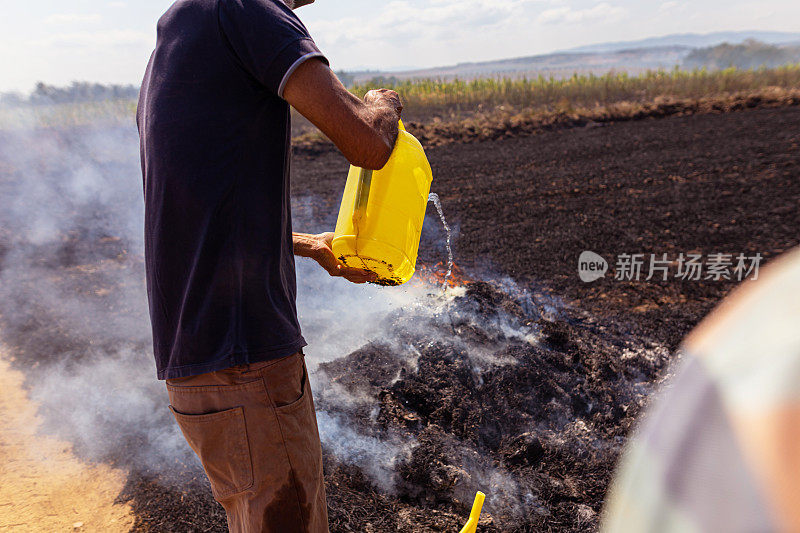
[417,262,471,288]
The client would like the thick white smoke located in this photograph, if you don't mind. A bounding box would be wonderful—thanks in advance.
[1,104,566,531]
[0,110,535,504]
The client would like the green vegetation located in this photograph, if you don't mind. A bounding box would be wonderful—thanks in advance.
[0,98,137,129]
[349,65,800,118]
[3,65,800,131]
[0,81,139,129]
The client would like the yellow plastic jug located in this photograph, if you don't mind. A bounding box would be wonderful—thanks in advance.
[332,120,433,286]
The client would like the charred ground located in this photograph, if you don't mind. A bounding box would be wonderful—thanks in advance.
[1,105,798,531]
[282,105,799,532]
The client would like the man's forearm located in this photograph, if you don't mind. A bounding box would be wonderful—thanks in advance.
[312,85,399,170]
[283,59,402,170]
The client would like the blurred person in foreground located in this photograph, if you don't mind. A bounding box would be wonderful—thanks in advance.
[602,248,800,532]
[136,0,402,531]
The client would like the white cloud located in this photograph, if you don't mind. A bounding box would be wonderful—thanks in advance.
[305,0,634,71]
[537,2,627,25]
[44,13,103,26]
[32,29,152,48]
[658,1,688,14]
[311,0,542,50]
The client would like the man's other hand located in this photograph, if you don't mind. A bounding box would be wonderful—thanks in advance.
[293,232,377,284]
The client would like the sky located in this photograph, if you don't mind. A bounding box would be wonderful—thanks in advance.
[1,0,799,93]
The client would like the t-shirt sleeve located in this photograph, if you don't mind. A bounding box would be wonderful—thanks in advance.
[218,0,328,97]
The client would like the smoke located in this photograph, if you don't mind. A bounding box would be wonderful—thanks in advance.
[0,113,545,504]
[447,443,546,521]
[295,251,431,369]
[316,410,414,493]
[0,120,171,476]
[3,107,608,533]
[0,123,144,250]
[28,346,193,471]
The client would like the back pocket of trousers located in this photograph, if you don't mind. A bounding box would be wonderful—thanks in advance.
[169,405,254,499]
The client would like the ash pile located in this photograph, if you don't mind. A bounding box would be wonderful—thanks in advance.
[310,275,669,531]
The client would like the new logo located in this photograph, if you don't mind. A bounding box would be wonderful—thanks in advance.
[578,251,607,282]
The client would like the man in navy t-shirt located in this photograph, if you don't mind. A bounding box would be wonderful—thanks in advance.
[137,0,402,530]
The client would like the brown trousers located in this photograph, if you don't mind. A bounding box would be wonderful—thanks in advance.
[166,352,329,533]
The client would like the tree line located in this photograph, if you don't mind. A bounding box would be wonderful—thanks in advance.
[1,82,139,106]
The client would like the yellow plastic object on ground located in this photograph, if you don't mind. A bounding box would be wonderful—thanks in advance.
[459,491,485,533]
[331,120,433,286]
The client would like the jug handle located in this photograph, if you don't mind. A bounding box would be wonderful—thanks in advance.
[352,120,402,231]
[352,167,372,230]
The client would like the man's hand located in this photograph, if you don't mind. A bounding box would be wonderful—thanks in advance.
[365,88,403,116]
[293,232,377,284]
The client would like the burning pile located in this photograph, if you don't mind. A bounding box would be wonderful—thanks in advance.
[307,273,669,531]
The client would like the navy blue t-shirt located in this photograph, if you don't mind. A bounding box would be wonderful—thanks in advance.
[137,0,327,379]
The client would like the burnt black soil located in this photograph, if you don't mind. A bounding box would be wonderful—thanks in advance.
[311,280,664,532]
[291,105,800,531]
[1,105,799,532]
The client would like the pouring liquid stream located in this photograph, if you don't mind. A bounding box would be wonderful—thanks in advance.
[428,192,453,289]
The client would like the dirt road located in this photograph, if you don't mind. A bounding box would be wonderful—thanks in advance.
[0,349,133,532]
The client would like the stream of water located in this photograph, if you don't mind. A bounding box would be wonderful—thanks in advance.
[427,192,453,289]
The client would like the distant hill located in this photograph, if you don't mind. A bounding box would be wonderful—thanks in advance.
[350,46,690,84]
[349,46,692,82]
[347,30,800,85]
[567,31,800,53]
